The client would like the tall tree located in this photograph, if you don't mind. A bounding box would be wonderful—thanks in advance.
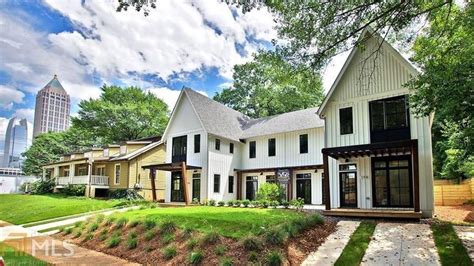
[214,51,324,118]
[72,85,169,143]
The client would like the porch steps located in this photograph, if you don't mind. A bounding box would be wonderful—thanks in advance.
[323,208,422,219]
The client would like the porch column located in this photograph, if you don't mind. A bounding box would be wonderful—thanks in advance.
[288,168,293,200]
[237,172,242,200]
[150,169,157,202]
[412,140,420,213]
[69,163,74,181]
[53,166,59,179]
[42,167,46,180]
[323,153,331,210]
[181,162,189,205]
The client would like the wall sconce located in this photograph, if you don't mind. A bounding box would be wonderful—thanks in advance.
[260,172,263,175]
[345,158,350,163]
[314,169,318,173]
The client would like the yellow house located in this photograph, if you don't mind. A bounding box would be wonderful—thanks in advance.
[42,137,166,201]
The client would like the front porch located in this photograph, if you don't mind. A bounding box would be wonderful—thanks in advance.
[322,140,421,218]
[56,175,109,187]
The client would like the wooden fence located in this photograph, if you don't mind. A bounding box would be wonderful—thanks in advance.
[434,178,474,206]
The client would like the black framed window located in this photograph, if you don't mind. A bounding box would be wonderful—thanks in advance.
[228,176,234,193]
[213,174,220,193]
[215,139,220,151]
[340,107,353,135]
[230,143,234,154]
[299,134,308,154]
[369,95,410,143]
[249,141,256,158]
[372,156,412,207]
[268,138,276,157]
[194,134,200,153]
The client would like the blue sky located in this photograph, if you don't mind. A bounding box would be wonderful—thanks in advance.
[0,0,345,153]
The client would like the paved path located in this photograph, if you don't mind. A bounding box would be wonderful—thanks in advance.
[361,223,440,265]
[302,220,360,265]
[454,225,474,262]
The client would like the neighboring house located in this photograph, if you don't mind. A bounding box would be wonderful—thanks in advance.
[147,88,325,205]
[317,29,434,218]
[42,137,166,200]
[0,168,38,194]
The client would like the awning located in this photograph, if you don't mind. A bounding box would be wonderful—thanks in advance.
[322,139,417,160]
[142,162,202,172]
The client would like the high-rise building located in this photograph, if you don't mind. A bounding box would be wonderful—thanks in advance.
[33,75,71,137]
[2,117,29,168]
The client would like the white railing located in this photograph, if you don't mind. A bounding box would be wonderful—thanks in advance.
[56,175,108,186]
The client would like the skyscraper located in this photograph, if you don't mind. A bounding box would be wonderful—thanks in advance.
[2,117,29,168]
[33,75,71,137]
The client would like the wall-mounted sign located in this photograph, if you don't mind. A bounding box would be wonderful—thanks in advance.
[277,169,290,180]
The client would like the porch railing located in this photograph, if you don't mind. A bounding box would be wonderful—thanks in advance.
[56,175,109,186]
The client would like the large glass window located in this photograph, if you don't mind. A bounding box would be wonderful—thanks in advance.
[213,174,221,193]
[339,107,353,135]
[296,173,312,204]
[299,134,308,154]
[372,156,412,207]
[215,139,220,151]
[194,134,200,153]
[228,176,234,193]
[114,164,121,184]
[268,138,276,157]
[230,143,234,154]
[246,176,258,200]
[369,96,410,143]
[249,141,256,158]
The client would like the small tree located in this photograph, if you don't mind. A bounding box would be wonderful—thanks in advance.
[256,183,283,203]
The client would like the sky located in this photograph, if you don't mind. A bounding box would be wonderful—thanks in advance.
[0,0,347,154]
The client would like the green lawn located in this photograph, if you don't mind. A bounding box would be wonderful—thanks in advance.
[334,221,376,266]
[431,222,471,266]
[0,243,47,265]
[0,194,125,225]
[114,206,305,239]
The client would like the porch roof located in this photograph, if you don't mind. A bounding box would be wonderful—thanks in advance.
[142,162,202,172]
[321,139,417,160]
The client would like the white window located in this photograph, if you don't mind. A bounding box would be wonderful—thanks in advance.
[120,146,127,154]
[114,164,121,184]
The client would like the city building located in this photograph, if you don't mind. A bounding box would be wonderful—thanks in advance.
[2,117,29,168]
[33,75,71,137]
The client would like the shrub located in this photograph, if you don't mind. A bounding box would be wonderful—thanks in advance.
[281,200,290,209]
[282,223,299,238]
[209,199,216,206]
[74,221,83,228]
[250,200,260,208]
[83,233,94,242]
[161,233,175,245]
[290,198,305,211]
[256,183,283,202]
[29,179,55,195]
[261,200,269,208]
[63,227,73,235]
[160,220,177,234]
[127,233,138,249]
[107,233,121,248]
[242,199,250,207]
[214,244,227,256]
[99,229,108,241]
[192,198,200,204]
[248,251,258,262]
[306,214,324,227]
[242,236,263,251]
[270,200,279,208]
[104,216,116,226]
[201,231,219,245]
[108,189,144,201]
[266,251,283,266]
[95,214,105,224]
[163,245,177,260]
[187,238,198,250]
[217,201,225,206]
[234,200,242,207]
[144,229,156,241]
[183,226,194,238]
[74,229,82,238]
[88,222,99,233]
[128,220,140,228]
[189,251,204,265]
[220,257,233,266]
[61,184,86,196]
[265,228,286,245]
[115,217,128,228]
[144,219,156,230]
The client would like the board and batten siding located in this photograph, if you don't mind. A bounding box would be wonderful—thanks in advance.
[240,128,325,169]
[321,34,434,217]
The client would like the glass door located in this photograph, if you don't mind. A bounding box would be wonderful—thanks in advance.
[192,173,200,201]
[339,164,357,207]
[372,156,412,207]
[171,172,184,202]
[296,173,312,204]
[246,176,258,200]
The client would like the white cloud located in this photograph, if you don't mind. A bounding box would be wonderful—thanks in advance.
[0,85,25,109]
[0,117,8,153]
[322,51,351,93]
[146,87,208,111]
[13,108,34,122]
[218,82,233,90]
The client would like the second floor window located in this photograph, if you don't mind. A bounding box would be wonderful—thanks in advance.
[194,134,200,153]
[299,134,308,154]
[228,176,234,193]
[340,107,353,135]
[268,138,276,157]
[215,139,220,151]
[369,95,410,143]
[230,143,234,154]
[214,174,220,193]
[249,141,256,158]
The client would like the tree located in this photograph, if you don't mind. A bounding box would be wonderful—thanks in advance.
[407,3,473,179]
[72,85,169,143]
[214,51,324,118]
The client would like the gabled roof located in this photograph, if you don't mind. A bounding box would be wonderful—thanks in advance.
[40,74,68,95]
[241,107,324,138]
[110,141,163,161]
[317,27,419,117]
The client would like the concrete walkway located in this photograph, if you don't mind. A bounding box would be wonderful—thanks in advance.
[302,220,360,265]
[361,223,440,265]
[454,225,474,262]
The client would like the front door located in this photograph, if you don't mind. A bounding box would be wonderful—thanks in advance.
[339,164,357,207]
[171,172,184,202]
[192,173,200,201]
[246,176,258,200]
[372,156,412,207]
[296,173,312,204]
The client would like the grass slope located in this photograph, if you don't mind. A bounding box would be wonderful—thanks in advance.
[431,222,471,266]
[0,243,47,265]
[0,194,124,224]
[334,221,376,266]
[115,206,305,239]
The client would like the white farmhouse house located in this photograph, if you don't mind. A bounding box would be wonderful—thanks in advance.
[318,29,434,218]
[145,88,325,205]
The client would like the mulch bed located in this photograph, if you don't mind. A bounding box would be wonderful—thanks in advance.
[434,205,474,224]
[55,217,337,265]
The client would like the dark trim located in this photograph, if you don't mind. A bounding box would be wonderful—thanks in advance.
[322,139,416,159]
[369,95,411,143]
[323,154,330,210]
[339,165,357,208]
[412,140,420,212]
[235,164,323,174]
[339,106,353,135]
[142,162,201,171]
